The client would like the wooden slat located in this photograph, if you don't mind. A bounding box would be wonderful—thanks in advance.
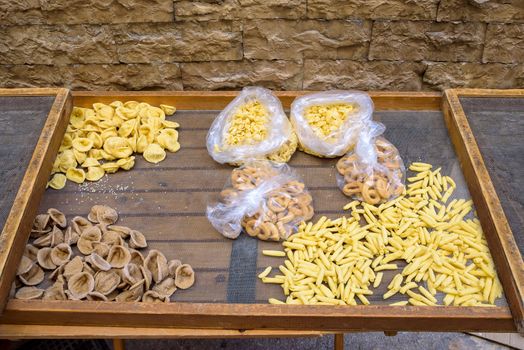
[72,91,441,111]
[0,88,71,312]
[442,89,524,334]
[0,324,325,339]
[0,300,514,332]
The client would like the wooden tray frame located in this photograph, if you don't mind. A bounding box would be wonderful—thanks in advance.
[442,88,524,333]
[0,88,71,312]
[0,91,520,335]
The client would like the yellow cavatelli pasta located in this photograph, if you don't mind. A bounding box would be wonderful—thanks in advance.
[49,101,180,188]
[260,163,502,307]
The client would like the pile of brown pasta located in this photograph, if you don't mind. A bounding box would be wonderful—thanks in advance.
[14,206,195,302]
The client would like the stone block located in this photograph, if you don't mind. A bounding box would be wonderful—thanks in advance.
[303,60,426,90]
[244,19,371,60]
[484,24,524,63]
[369,21,485,62]
[113,22,242,63]
[181,60,302,90]
[41,0,173,24]
[174,0,306,20]
[307,0,439,20]
[437,0,524,22]
[0,25,117,65]
[423,62,524,89]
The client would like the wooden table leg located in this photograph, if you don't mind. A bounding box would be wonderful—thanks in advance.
[334,333,344,350]
[113,338,125,350]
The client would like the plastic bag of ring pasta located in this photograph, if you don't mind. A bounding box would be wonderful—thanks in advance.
[206,161,314,241]
[336,133,406,205]
[207,87,297,165]
[290,90,374,158]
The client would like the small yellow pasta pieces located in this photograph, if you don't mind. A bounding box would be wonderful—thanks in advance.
[143,143,166,164]
[72,138,93,153]
[118,119,138,138]
[103,137,133,159]
[82,157,100,168]
[86,166,105,181]
[50,100,181,189]
[48,173,67,190]
[58,150,77,172]
[136,135,149,153]
[101,162,119,174]
[162,120,179,129]
[66,168,86,184]
[156,129,180,153]
[93,103,114,119]
[116,156,135,170]
[160,104,176,115]
[87,132,103,149]
[73,149,87,164]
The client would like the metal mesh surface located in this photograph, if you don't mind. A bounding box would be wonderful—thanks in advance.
[459,97,524,257]
[22,108,505,305]
[0,96,55,231]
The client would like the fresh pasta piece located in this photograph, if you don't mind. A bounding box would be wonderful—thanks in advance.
[143,143,166,164]
[116,156,135,171]
[157,129,180,153]
[101,162,119,174]
[73,149,87,164]
[160,104,176,115]
[66,167,86,184]
[48,173,67,190]
[72,138,94,152]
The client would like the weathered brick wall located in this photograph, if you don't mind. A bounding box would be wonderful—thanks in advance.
[0,0,522,91]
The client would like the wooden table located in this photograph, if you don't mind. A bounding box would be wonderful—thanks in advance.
[0,89,522,349]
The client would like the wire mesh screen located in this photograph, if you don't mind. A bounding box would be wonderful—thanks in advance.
[459,97,524,257]
[0,96,55,232]
[28,108,505,306]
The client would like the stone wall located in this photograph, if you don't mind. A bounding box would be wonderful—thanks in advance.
[0,0,522,91]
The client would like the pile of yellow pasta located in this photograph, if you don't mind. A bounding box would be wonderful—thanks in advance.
[47,101,180,189]
[260,162,503,307]
[225,100,269,146]
[304,103,356,140]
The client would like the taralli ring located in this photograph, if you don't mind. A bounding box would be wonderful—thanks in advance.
[336,137,405,204]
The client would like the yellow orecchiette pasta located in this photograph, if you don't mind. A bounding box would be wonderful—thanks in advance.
[66,168,86,184]
[49,100,181,188]
[86,166,105,181]
[103,137,133,159]
[160,104,176,115]
[143,144,166,164]
[48,173,67,190]
[116,156,135,171]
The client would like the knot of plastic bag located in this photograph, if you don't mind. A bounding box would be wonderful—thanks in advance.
[354,120,386,167]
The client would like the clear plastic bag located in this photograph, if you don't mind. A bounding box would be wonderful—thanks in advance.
[206,161,314,241]
[207,87,295,165]
[290,90,374,158]
[336,135,406,205]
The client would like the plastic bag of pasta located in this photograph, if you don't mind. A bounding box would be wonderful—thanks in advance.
[207,161,314,241]
[290,90,374,158]
[336,133,406,205]
[207,87,297,165]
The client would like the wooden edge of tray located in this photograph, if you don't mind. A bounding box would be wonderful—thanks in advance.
[442,88,524,334]
[0,88,72,312]
[1,300,515,332]
[0,90,516,333]
[0,323,327,339]
[71,91,442,111]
